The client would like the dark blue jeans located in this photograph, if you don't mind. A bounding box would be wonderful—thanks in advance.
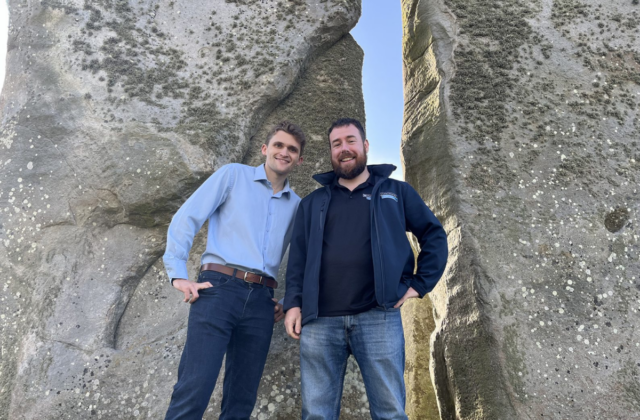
[165,270,276,420]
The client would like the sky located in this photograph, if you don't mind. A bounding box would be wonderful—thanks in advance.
[0,2,404,178]
[351,1,404,180]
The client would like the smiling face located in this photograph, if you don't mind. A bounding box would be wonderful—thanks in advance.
[329,124,369,180]
[261,130,303,177]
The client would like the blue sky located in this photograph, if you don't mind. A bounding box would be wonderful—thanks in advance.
[0,3,404,179]
[351,1,404,180]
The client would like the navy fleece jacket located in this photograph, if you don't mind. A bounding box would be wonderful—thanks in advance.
[283,165,448,326]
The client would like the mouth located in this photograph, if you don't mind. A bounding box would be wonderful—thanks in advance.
[275,157,290,164]
[340,157,355,163]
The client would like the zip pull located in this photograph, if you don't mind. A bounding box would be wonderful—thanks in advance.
[319,199,327,231]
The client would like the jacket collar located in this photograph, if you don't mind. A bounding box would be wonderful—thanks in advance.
[312,164,397,187]
[254,164,291,194]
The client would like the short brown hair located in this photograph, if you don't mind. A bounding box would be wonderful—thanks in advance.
[327,118,366,143]
[265,121,307,155]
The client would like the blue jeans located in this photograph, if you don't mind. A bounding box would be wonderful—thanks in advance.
[300,307,408,420]
[165,270,276,420]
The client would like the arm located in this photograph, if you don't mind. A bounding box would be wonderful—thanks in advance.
[283,203,307,310]
[275,203,298,323]
[280,201,298,262]
[162,164,236,281]
[403,184,449,297]
[283,204,307,339]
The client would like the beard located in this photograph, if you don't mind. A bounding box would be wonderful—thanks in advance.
[332,151,367,180]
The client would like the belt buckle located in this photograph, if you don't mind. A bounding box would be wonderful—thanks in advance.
[243,271,263,285]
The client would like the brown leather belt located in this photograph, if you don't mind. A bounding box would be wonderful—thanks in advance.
[201,263,278,289]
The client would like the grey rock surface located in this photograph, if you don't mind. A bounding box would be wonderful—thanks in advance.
[402,0,640,418]
[0,1,362,418]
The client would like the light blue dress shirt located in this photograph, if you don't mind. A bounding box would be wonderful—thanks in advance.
[163,163,301,281]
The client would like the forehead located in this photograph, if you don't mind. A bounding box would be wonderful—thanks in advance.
[270,130,300,147]
[329,124,362,141]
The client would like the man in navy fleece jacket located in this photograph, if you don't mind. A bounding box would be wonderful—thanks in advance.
[283,118,448,419]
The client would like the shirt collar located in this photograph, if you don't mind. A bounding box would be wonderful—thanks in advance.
[331,172,375,189]
[313,164,396,186]
[254,164,268,182]
[254,164,291,195]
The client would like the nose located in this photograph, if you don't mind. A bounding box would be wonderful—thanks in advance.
[339,143,351,153]
[276,148,290,161]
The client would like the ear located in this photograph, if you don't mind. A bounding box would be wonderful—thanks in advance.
[364,139,369,154]
[261,144,268,156]
[295,156,304,166]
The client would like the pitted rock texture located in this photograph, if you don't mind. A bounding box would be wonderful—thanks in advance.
[0,1,362,419]
[244,33,366,197]
[402,0,639,419]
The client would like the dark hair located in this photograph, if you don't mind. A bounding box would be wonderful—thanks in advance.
[327,118,366,142]
[265,121,307,155]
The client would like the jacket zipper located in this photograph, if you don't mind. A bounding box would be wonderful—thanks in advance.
[371,182,386,309]
[314,189,330,320]
[373,199,386,308]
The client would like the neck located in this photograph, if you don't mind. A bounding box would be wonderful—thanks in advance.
[264,164,287,194]
[338,167,370,191]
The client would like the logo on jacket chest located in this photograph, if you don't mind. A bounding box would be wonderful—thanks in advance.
[362,192,398,202]
[380,192,398,202]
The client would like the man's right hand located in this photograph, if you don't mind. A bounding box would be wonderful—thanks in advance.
[284,307,302,340]
[172,279,212,304]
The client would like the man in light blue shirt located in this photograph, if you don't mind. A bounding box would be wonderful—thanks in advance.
[163,121,305,420]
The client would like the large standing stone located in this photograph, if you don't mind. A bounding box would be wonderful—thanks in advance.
[402,0,640,418]
[0,1,363,418]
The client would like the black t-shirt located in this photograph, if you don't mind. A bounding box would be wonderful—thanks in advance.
[317,175,377,316]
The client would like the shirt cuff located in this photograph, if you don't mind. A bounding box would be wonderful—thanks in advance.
[163,258,189,283]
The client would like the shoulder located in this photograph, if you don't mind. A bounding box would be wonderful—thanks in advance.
[213,163,256,183]
[385,178,407,187]
[217,162,253,175]
[379,179,424,206]
[380,178,411,192]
